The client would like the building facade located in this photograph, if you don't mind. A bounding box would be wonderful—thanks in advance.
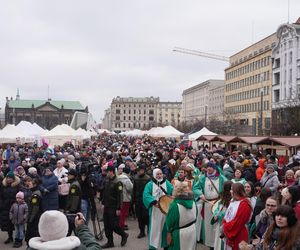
[108,96,182,132]
[182,79,224,124]
[271,18,300,134]
[208,84,225,120]
[224,34,277,135]
[102,108,112,130]
[272,20,300,107]
[5,94,87,130]
[156,102,182,127]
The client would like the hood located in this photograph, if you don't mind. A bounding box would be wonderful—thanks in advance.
[175,193,194,209]
[266,171,278,178]
[29,236,80,250]
[118,174,130,180]
[2,176,20,187]
[258,159,265,169]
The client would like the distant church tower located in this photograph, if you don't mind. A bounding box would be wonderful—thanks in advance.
[16,88,20,100]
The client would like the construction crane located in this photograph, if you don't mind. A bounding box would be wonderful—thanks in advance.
[173,47,229,62]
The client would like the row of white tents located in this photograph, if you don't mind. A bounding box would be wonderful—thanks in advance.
[0,121,217,145]
[118,126,217,140]
[0,121,97,146]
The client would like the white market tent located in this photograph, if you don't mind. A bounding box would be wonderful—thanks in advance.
[98,129,113,134]
[74,128,91,140]
[32,123,46,134]
[42,124,80,146]
[188,127,217,140]
[147,126,184,138]
[120,129,147,137]
[0,124,35,144]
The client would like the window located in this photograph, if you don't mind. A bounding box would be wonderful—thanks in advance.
[116,109,120,114]
[289,52,293,64]
[149,116,154,121]
[149,110,154,115]
[116,116,120,120]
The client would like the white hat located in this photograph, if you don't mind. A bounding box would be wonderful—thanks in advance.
[38,210,68,241]
[28,167,37,175]
[118,163,125,169]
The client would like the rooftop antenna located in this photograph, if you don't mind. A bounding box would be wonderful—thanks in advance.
[16,88,20,100]
[47,85,50,101]
[288,0,290,23]
[251,21,254,44]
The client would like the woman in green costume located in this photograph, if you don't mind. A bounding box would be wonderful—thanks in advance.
[166,181,197,250]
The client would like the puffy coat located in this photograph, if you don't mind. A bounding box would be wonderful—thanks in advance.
[41,174,59,211]
[27,224,101,250]
[118,173,133,202]
[9,201,28,225]
[260,172,280,193]
[0,176,20,231]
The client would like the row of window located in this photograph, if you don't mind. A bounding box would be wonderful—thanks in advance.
[115,115,155,121]
[225,101,270,114]
[114,104,156,108]
[113,122,154,129]
[115,109,154,115]
[226,86,270,103]
[226,71,270,92]
[226,56,271,80]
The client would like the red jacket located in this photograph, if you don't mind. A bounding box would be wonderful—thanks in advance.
[223,198,252,250]
[294,202,300,221]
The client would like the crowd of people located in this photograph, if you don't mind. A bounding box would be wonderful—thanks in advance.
[0,134,299,250]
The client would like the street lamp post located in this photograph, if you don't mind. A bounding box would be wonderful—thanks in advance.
[260,88,264,136]
[204,105,208,127]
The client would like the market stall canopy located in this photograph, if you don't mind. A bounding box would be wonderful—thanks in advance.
[0,124,35,144]
[16,121,45,137]
[189,127,217,140]
[147,126,183,138]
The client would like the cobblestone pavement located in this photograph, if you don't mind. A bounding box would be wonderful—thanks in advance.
[0,217,209,250]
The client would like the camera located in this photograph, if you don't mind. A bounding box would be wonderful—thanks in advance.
[66,213,79,221]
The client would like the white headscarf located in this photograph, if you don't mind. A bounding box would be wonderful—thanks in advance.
[153,168,163,182]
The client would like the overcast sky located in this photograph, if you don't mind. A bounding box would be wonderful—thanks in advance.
[0,0,299,122]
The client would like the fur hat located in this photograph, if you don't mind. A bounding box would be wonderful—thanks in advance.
[38,210,68,241]
[16,191,24,200]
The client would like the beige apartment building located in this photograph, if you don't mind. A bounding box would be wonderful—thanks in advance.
[107,96,182,132]
[224,34,277,135]
[157,102,182,127]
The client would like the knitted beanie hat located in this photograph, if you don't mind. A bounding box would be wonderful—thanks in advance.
[16,191,24,200]
[38,210,68,241]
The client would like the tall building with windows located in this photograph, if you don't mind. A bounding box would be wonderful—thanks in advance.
[208,84,225,120]
[224,34,277,135]
[271,18,300,134]
[182,79,224,124]
[272,19,300,107]
[156,102,182,127]
[108,96,182,132]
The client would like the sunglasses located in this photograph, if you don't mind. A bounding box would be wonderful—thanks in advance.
[266,204,277,207]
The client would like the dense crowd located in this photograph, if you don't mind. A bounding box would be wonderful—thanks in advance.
[0,134,300,250]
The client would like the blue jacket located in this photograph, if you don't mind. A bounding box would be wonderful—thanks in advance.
[41,174,59,211]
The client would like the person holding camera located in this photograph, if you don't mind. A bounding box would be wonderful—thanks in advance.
[27,211,101,250]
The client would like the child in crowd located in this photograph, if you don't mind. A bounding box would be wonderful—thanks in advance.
[9,191,28,248]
